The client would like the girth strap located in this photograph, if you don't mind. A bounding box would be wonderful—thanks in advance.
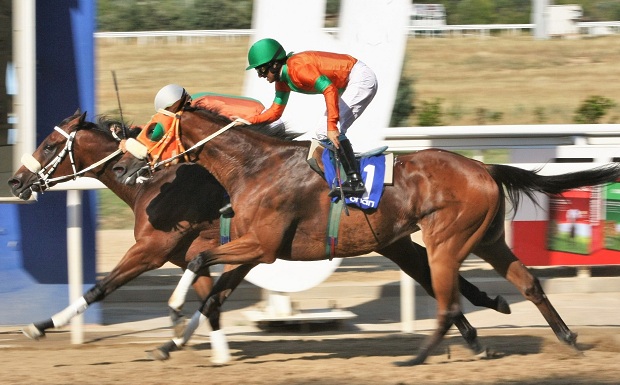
[326,199,345,260]
[219,214,232,245]
[219,199,344,259]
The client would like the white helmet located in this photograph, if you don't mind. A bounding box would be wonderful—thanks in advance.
[154,84,190,111]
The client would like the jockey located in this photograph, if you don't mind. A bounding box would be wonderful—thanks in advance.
[244,38,378,198]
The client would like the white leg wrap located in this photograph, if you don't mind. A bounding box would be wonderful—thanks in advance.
[51,297,89,328]
[210,329,231,365]
[168,270,196,311]
[172,310,206,348]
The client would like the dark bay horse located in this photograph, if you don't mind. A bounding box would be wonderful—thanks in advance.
[8,111,507,364]
[7,112,233,358]
[113,103,620,366]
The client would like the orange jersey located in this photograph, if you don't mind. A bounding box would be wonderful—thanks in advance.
[249,51,357,132]
[192,92,265,119]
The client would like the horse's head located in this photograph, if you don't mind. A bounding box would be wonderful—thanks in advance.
[7,110,126,199]
[112,104,228,186]
[112,149,151,186]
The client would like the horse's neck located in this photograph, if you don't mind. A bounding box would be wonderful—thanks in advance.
[96,163,142,207]
[187,123,303,186]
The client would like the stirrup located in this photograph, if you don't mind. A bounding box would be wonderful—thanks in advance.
[219,203,233,215]
[328,180,365,198]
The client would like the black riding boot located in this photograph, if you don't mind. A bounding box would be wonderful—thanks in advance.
[328,137,365,198]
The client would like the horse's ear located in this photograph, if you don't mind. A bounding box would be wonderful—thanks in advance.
[79,111,87,124]
[74,108,81,116]
[168,93,191,113]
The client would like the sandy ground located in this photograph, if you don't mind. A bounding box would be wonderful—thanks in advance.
[1,326,619,385]
[2,230,619,384]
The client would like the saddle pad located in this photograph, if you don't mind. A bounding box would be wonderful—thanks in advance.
[322,149,386,210]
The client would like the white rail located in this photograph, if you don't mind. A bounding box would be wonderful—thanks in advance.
[382,124,620,183]
[93,21,620,40]
[383,124,620,152]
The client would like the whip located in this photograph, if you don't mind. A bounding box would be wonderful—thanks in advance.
[112,70,128,139]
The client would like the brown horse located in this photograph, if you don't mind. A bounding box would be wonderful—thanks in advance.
[113,101,620,366]
[8,111,507,363]
[6,112,229,345]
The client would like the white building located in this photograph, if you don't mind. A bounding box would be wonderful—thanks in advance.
[547,4,583,37]
[410,3,446,35]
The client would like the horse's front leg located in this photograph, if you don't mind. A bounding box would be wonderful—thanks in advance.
[23,240,167,340]
[167,234,264,314]
[395,232,466,366]
[169,272,213,339]
[378,238,490,357]
[396,304,460,366]
[150,263,257,364]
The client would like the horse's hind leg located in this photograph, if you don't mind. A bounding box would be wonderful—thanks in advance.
[379,238,509,313]
[474,239,578,347]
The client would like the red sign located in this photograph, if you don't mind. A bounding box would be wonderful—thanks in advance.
[512,185,620,266]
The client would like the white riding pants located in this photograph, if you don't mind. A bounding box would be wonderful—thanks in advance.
[315,60,378,141]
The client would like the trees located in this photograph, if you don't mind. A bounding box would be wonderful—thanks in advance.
[97,0,253,31]
[97,0,618,32]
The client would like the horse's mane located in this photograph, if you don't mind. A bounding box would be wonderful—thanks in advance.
[184,105,303,142]
[65,113,140,140]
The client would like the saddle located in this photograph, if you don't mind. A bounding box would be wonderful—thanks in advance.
[306,139,394,210]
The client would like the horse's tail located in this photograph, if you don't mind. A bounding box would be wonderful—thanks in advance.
[487,163,620,211]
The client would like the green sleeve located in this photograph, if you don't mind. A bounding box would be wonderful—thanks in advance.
[274,89,290,105]
[314,75,332,93]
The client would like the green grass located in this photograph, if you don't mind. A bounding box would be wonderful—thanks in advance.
[547,234,592,255]
[97,189,135,230]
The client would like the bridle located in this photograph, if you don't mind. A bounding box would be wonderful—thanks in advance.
[152,110,247,169]
[21,124,123,193]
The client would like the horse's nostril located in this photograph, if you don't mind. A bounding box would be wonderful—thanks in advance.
[113,166,125,176]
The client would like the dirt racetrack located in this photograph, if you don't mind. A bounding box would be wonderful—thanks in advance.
[1,325,619,385]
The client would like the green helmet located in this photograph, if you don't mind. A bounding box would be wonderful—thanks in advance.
[246,38,286,70]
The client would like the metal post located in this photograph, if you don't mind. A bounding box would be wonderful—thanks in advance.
[66,190,84,344]
[400,270,415,333]
[532,0,551,40]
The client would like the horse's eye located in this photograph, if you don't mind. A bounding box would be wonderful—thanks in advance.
[43,143,56,153]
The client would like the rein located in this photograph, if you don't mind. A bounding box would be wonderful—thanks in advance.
[23,125,122,191]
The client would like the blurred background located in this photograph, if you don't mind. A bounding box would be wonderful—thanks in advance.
[92,0,620,228]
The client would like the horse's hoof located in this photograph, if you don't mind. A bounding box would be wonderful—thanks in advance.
[211,357,230,366]
[474,347,489,359]
[22,324,45,340]
[147,348,170,361]
[562,331,579,347]
[210,329,231,366]
[394,357,425,367]
[211,351,231,366]
[495,295,511,314]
